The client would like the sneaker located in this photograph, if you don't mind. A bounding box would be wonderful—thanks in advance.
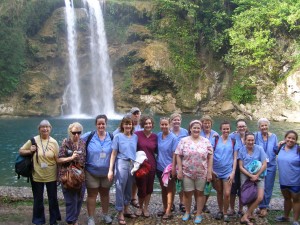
[224,215,230,223]
[194,215,203,224]
[215,212,223,220]
[275,216,290,222]
[87,217,95,225]
[292,222,299,225]
[102,214,112,224]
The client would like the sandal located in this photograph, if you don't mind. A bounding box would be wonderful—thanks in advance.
[162,213,173,220]
[124,213,136,219]
[118,218,126,225]
[240,219,253,225]
[130,199,139,208]
[157,211,165,217]
[135,209,142,217]
[258,208,268,217]
[142,210,150,218]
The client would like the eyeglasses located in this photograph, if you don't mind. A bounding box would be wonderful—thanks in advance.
[237,125,246,128]
[71,131,82,135]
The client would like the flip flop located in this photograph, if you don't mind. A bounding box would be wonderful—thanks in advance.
[130,199,139,208]
[240,219,253,225]
[118,218,126,225]
[124,213,136,219]
[142,211,150,218]
[135,209,142,217]
[162,213,173,220]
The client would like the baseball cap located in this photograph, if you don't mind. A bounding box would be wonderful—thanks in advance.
[130,107,140,114]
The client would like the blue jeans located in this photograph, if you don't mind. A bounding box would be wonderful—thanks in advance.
[114,159,133,212]
[259,168,276,209]
[31,179,61,224]
[62,184,85,224]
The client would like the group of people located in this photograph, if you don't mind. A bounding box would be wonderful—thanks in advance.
[18,107,300,225]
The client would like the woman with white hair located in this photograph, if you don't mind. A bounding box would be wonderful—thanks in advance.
[176,120,213,224]
[254,118,278,217]
[19,120,61,225]
[58,122,86,225]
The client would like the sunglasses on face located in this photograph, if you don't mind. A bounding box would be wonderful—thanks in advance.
[71,131,82,135]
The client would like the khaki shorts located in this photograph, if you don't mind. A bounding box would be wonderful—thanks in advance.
[240,173,265,189]
[85,170,113,189]
[183,176,206,192]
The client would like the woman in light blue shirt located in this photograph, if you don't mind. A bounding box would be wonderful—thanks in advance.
[81,115,113,225]
[238,132,267,225]
[275,130,300,225]
[213,121,238,222]
[170,113,188,213]
[254,118,278,217]
[108,116,138,225]
[156,117,177,220]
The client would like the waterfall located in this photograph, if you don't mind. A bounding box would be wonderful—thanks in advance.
[63,0,116,118]
[63,0,81,116]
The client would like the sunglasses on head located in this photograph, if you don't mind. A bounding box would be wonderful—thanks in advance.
[71,131,82,135]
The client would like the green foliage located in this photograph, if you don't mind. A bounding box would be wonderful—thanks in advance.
[227,79,256,104]
[226,0,300,79]
[122,66,134,92]
[0,0,63,97]
[0,24,25,96]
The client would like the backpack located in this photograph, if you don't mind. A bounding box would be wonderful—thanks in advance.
[86,131,113,151]
[214,136,236,151]
[15,138,37,182]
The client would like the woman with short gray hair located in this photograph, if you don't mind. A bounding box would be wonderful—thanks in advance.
[255,118,278,217]
[19,119,61,225]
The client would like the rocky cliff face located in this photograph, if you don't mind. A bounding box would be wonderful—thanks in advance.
[0,1,299,122]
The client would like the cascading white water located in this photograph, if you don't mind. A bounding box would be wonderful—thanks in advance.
[63,0,116,118]
[85,0,115,116]
[62,0,82,116]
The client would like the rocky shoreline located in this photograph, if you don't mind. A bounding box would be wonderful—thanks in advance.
[0,186,285,225]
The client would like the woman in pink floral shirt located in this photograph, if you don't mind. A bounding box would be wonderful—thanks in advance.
[176,120,213,224]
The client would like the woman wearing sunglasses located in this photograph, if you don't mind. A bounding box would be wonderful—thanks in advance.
[58,122,86,225]
[81,115,114,225]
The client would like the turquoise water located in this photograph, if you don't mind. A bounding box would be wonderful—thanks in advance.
[1,116,300,197]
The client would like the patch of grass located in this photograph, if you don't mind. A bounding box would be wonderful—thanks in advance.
[267,209,285,225]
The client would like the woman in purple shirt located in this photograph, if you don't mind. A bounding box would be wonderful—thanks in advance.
[134,115,157,218]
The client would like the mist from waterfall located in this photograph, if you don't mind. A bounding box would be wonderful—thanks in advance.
[63,0,116,118]
[63,0,81,116]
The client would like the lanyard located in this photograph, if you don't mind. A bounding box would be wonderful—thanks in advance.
[261,133,269,152]
[40,136,50,156]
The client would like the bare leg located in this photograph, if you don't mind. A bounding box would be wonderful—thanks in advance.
[195,190,205,216]
[184,191,193,215]
[223,180,232,215]
[86,188,98,217]
[282,189,292,218]
[292,192,300,222]
[99,187,110,214]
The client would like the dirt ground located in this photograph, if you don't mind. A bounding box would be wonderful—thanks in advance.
[0,197,278,225]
